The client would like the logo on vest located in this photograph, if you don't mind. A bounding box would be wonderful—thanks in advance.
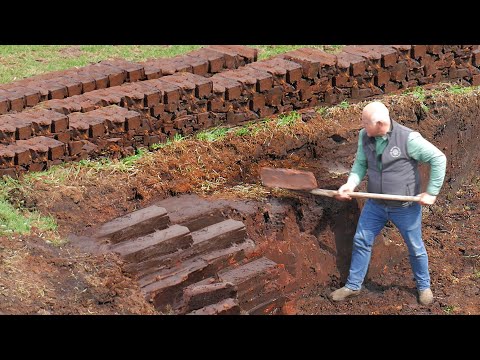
[389,146,401,158]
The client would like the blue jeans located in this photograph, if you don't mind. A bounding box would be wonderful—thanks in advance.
[345,199,430,291]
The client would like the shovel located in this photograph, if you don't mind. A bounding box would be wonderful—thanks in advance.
[259,167,421,202]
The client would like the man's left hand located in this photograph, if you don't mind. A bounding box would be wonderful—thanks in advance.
[418,192,437,205]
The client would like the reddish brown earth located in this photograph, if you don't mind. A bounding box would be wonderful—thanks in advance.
[1,87,479,315]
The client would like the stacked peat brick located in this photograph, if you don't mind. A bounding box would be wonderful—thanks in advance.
[0,45,258,177]
[1,45,480,177]
[0,45,258,115]
[277,45,480,106]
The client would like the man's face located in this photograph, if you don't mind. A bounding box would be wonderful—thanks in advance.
[362,117,379,137]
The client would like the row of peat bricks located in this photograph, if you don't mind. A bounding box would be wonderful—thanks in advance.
[92,198,289,314]
[1,44,480,177]
[0,45,257,176]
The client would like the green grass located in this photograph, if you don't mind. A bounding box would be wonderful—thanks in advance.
[30,148,148,182]
[446,83,475,95]
[196,127,230,142]
[0,196,57,237]
[190,110,303,141]
[253,45,343,60]
[403,86,426,101]
[337,100,349,109]
[150,133,186,150]
[316,106,329,117]
[276,111,301,126]
[0,45,204,83]
[0,45,344,84]
[0,175,57,237]
[234,124,252,137]
[442,305,456,314]
[403,86,429,112]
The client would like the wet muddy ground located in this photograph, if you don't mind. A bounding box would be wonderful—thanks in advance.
[1,88,479,315]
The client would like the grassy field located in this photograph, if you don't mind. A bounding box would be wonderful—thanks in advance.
[0,45,343,84]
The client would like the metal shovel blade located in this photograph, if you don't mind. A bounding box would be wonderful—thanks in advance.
[260,167,318,190]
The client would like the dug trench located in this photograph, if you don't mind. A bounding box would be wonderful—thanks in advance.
[2,90,480,315]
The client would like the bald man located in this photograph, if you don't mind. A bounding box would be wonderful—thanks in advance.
[330,101,446,306]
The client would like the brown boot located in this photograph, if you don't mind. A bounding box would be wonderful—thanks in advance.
[330,286,361,302]
[418,288,433,305]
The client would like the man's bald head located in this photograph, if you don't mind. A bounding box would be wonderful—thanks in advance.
[361,101,391,137]
[362,101,390,125]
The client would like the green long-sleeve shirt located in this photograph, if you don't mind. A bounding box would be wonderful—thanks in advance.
[347,129,447,196]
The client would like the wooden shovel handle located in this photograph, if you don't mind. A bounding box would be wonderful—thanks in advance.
[309,189,421,202]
